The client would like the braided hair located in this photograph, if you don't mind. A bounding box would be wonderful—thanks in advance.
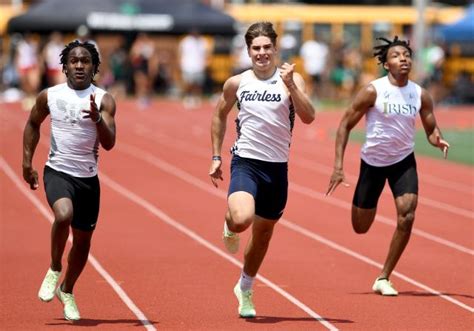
[373,36,412,65]
[60,40,101,76]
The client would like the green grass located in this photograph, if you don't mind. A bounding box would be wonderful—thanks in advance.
[350,129,473,166]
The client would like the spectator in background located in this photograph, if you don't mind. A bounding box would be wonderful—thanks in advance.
[328,40,360,100]
[231,33,252,75]
[1,34,21,95]
[76,25,98,49]
[422,40,445,103]
[178,28,209,109]
[299,37,329,100]
[107,37,130,99]
[279,32,298,63]
[422,40,445,85]
[130,33,156,109]
[451,71,474,104]
[16,33,40,110]
[43,31,66,87]
[152,49,172,96]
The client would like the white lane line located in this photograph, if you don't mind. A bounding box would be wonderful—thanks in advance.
[117,142,474,313]
[126,131,474,256]
[99,172,338,331]
[133,126,474,220]
[419,172,473,195]
[280,220,474,313]
[289,183,474,256]
[0,157,156,331]
[133,115,474,195]
[291,154,474,219]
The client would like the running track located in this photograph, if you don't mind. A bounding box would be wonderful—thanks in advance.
[1,100,472,330]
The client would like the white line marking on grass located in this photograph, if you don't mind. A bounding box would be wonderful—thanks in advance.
[0,157,156,331]
[117,143,474,313]
[99,172,338,331]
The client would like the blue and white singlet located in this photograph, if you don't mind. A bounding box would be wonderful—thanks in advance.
[231,69,295,162]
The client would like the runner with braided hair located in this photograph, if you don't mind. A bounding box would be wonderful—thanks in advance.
[326,36,449,296]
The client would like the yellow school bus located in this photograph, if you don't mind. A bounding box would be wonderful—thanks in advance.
[212,4,469,86]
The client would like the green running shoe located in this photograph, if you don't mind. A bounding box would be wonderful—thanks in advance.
[38,268,61,302]
[56,287,81,321]
[222,222,240,254]
[233,282,256,318]
[372,278,398,296]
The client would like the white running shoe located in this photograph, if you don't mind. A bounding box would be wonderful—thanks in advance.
[222,222,240,254]
[372,278,398,296]
[56,287,81,321]
[233,282,256,318]
[38,268,61,302]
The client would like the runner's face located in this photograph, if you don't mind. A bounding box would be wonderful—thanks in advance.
[248,36,276,70]
[65,46,95,89]
[384,45,412,76]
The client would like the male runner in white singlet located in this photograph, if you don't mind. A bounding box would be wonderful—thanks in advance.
[209,21,315,318]
[326,36,449,296]
[22,40,117,321]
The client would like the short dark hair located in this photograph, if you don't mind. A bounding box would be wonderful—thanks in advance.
[245,21,278,48]
[60,40,101,76]
[373,36,413,65]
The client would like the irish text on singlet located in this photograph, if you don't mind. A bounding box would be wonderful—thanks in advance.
[361,75,422,167]
[231,69,295,162]
[46,83,106,177]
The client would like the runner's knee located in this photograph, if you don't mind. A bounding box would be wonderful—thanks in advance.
[52,198,73,225]
[53,206,73,225]
[351,207,376,234]
[397,212,415,232]
[229,210,253,232]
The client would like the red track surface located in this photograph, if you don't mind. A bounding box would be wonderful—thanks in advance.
[1,100,473,330]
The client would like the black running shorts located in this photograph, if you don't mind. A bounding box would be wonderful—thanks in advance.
[352,153,418,209]
[43,166,100,231]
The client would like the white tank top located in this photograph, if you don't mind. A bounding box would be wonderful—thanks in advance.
[46,83,106,177]
[232,69,294,162]
[361,76,422,167]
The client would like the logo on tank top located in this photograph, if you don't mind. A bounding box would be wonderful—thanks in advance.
[57,98,85,125]
[239,90,282,103]
[382,102,417,116]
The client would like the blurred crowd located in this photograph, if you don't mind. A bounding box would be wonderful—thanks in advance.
[1,29,473,111]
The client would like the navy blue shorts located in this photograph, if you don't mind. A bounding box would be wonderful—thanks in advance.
[43,166,100,231]
[353,152,418,209]
[228,155,288,220]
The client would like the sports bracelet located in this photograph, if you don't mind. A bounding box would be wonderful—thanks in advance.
[212,155,222,161]
[94,112,102,124]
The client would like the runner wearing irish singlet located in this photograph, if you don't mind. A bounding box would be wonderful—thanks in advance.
[326,36,450,296]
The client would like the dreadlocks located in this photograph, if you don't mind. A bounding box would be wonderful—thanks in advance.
[60,40,101,76]
[373,36,412,65]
